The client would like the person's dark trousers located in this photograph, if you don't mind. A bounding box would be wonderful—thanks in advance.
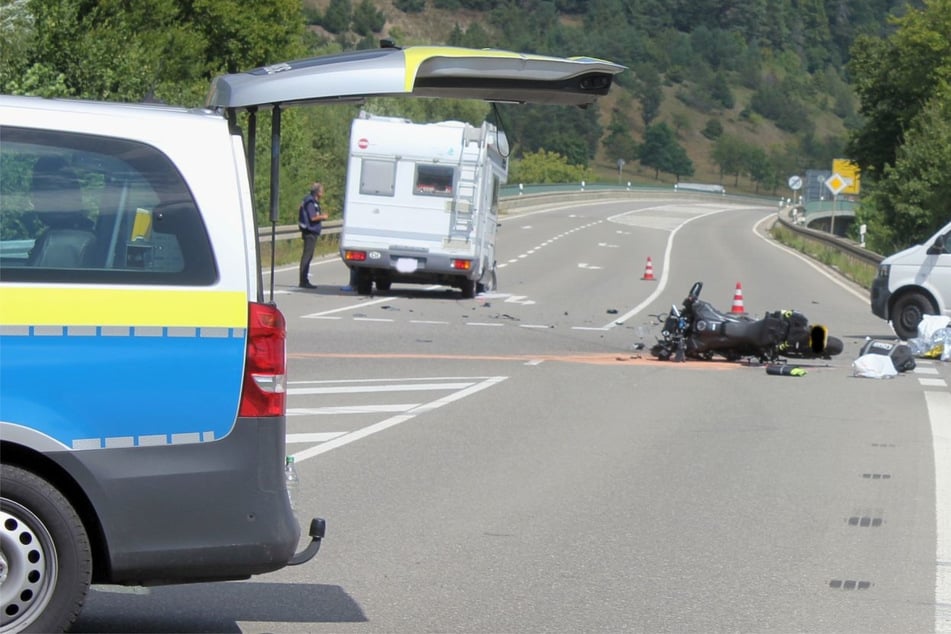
[299,231,318,287]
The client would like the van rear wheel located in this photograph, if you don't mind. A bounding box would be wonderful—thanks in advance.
[355,270,372,295]
[892,292,934,340]
[0,465,92,634]
[476,263,497,294]
[460,278,476,299]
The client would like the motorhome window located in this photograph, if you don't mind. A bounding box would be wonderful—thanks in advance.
[359,159,396,196]
[490,175,501,215]
[415,164,454,197]
[0,126,216,285]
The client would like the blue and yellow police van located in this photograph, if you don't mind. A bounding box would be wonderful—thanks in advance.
[0,46,622,632]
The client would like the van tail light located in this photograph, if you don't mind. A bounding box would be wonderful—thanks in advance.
[451,259,472,271]
[239,302,287,417]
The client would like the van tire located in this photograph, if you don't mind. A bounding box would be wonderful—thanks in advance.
[476,263,497,294]
[355,270,373,295]
[0,464,92,634]
[892,291,935,340]
[460,278,476,299]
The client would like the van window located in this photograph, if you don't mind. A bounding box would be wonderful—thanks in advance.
[359,159,396,196]
[0,126,216,285]
[414,164,454,197]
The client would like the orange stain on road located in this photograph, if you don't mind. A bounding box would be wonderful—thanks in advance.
[288,351,744,369]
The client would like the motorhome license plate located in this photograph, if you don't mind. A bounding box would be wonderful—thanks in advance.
[396,257,420,273]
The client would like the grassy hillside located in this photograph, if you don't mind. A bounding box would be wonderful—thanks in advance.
[303,0,851,195]
[591,82,848,192]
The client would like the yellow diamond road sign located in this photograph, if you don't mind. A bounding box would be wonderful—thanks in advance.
[824,173,851,196]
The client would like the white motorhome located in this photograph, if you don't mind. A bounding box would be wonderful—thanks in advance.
[871,220,951,339]
[340,111,508,298]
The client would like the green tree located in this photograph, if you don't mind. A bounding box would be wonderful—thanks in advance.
[494,103,603,165]
[321,0,352,33]
[711,134,747,186]
[351,0,385,35]
[708,71,734,109]
[638,122,694,181]
[633,64,663,127]
[508,149,591,184]
[846,0,951,180]
[846,0,951,250]
[446,21,491,48]
[744,146,776,192]
[602,106,639,162]
[394,0,426,12]
[0,0,305,102]
[702,118,723,140]
[857,91,951,253]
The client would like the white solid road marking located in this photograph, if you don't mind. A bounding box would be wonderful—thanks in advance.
[300,285,444,319]
[290,376,507,461]
[600,204,750,329]
[927,391,951,633]
[286,432,347,444]
[289,382,476,395]
[287,404,418,415]
[753,214,869,303]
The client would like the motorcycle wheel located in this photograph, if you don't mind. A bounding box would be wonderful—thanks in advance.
[824,336,844,357]
[651,344,671,360]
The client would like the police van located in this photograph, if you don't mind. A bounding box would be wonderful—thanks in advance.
[0,46,623,632]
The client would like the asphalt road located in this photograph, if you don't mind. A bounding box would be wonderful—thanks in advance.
[75,194,951,633]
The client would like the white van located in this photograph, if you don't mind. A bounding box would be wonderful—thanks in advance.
[341,111,507,297]
[871,220,951,339]
[1,45,623,632]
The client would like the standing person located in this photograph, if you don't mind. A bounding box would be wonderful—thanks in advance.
[298,182,328,289]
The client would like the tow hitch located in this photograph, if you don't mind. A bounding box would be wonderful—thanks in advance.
[288,517,326,565]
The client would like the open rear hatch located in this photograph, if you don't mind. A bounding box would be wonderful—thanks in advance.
[205,45,625,302]
[206,45,624,108]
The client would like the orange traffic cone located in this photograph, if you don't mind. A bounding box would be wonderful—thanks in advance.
[642,257,656,281]
[730,282,745,313]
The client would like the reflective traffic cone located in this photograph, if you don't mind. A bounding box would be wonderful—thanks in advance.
[642,257,655,281]
[731,282,745,313]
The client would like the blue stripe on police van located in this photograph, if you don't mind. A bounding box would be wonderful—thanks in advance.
[75,430,219,449]
[0,326,246,450]
[3,325,248,338]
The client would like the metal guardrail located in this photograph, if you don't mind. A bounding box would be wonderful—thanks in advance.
[258,220,341,244]
[260,187,775,245]
[260,190,882,283]
[774,207,883,267]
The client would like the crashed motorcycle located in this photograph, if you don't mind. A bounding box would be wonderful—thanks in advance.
[649,282,844,363]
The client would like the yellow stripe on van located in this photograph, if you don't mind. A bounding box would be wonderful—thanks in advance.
[402,46,528,92]
[0,287,247,328]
